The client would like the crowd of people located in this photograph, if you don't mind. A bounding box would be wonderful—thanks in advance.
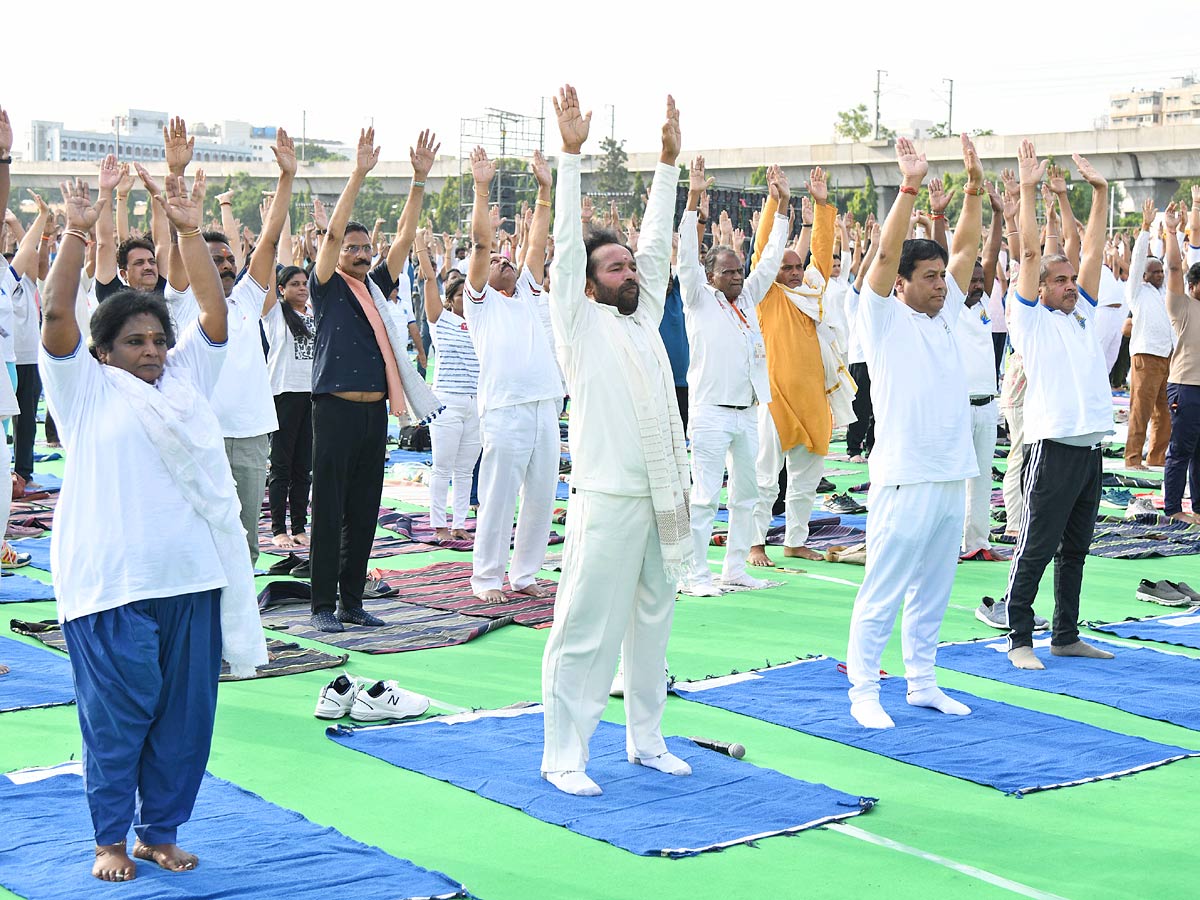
[2,84,1197,878]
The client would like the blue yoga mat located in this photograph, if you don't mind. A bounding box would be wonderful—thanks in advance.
[27,471,62,493]
[936,636,1200,732]
[0,764,469,900]
[387,448,434,467]
[9,536,51,572]
[673,657,1196,796]
[0,634,74,712]
[329,706,873,857]
[0,572,55,602]
[32,451,62,462]
[555,481,570,500]
[1087,611,1200,650]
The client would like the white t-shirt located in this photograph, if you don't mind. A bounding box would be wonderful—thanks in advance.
[166,276,278,437]
[262,302,315,395]
[463,266,562,411]
[0,265,18,364]
[40,322,229,622]
[1008,287,1113,443]
[955,298,998,397]
[11,274,41,365]
[856,276,977,486]
[384,296,416,335]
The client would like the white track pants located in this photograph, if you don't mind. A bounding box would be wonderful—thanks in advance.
[962,401,998,554]
[541,490,675,773]
[1002,404,1025,529]
[429,392,481,530]
[471,399,558,593]
[688,403,758,583]
[846,479,965,704]
[752,405,825,548]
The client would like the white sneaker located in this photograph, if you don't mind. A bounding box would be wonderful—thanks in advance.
[314,674,368,720]
[350,680,431,722]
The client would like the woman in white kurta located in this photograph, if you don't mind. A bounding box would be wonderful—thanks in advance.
[40,170,265,884]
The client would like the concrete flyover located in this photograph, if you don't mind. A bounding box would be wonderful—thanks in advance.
[10,125,1200,218]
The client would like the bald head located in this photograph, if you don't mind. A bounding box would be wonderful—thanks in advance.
[777,248,805,290]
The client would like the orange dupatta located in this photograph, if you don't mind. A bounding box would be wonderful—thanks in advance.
[337,270,407,416]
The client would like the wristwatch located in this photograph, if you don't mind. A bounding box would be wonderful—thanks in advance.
[0,155,12,165]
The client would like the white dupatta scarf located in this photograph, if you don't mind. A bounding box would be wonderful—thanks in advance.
[102,354,268,678]
[781,268,858,429]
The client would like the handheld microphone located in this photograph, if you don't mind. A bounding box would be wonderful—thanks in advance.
[689,736,746,759]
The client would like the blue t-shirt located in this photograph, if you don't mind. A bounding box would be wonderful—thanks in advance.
[658,275,689,388]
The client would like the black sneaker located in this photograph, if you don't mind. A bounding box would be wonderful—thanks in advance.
[1135,579,1190,607]
[991,466,1005,482]
[267,553,304,575]
[338,606,386,627]
[310,610,345,633]
[816,477,836,493]
[824,492,867,514]
[290,560,311,579]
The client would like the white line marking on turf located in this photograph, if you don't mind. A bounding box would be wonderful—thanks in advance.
[802,573,861,588]
[828,823,1070,900]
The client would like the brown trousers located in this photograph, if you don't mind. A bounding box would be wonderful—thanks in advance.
[1126,353,1171,466]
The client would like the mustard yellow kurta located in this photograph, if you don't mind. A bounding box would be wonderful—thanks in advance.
[751,197,836,454]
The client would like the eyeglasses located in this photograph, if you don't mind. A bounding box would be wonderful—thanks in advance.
[342,244,373,256]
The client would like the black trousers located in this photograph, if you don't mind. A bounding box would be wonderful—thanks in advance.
[1003,440,1102,650]
[846,362,874,456]
[268,392,313,536]
[309,395,387,615]
[14,364,40,480]
[675,385,689,433]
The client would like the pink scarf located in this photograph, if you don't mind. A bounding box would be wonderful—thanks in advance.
[338,270,406,416]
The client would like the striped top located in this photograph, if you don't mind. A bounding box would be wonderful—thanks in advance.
[431,310,479,394]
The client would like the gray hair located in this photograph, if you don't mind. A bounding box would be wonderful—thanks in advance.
[1038,254,1071,284]
[704,244,739,277]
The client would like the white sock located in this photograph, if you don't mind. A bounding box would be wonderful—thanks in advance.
[850,699,895,729]
[721,573,767,589]
[630,751,692,776]
[1007,646,1045,670]
[907,686,971,716]
[543,771,602,796]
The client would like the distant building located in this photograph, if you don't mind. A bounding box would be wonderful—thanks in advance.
[1109,77,1200,129]
[27,109,258,163]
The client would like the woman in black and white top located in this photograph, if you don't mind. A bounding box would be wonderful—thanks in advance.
[416,228,481,541]
[261,265,314,549]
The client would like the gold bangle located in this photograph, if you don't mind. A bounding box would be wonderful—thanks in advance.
[176,227,201,239]
[536,199,551,209]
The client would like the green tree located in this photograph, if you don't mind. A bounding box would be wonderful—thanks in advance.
[928,121,951,139]
[297,142,347,162]
[749,165,768,187]
[834,104,872,142]
[631,171,646,207]
[595,136,632,213]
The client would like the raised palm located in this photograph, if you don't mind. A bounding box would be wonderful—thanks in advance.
[530,149,552,188]
[0,107,11,154]
[59,179,100,231]
[272,127,298,176]
[410,129,439,180]
[356,127,381,174]
[554,84,591,152]
[116,163,136,196]
[809,167,828,204]
[689,156,707,193]
[1047,165,1068,194]
[159,172,206,232]
[98,154,121,193]
[471,147,495,186]
[895,137,928,183]
[1072,154,1106,189]
[163,117,194,173]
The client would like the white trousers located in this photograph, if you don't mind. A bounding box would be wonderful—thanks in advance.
[541,490,675,773]
[963,401,998,554]
[471,398,558,593]
[429,392,481,529]
[0,420,10,534]
[846,479,965,704]
[688,403,758,582]
[1002,404,1025,529]
[752,405,824,547]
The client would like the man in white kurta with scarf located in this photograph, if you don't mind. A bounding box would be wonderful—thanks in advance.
[540,86,692,797]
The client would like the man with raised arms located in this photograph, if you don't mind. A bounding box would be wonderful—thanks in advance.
[845,135,983,728]
[540,86,691,797]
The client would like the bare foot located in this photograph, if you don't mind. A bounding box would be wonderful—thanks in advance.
[514,583,551,598]
[783,545,823,561]
[474,588,506,603]
[747,546,775,567]
[1169,511,1200,525]
[434,527,453,542]
[450,529,472,541]
[272,533,297,550]
[0,663,8,676]
[132,839,197,872]
[1126,464,1150,471]
[93,842,137,882]
[848,454,866,464]
[292,531,310,547]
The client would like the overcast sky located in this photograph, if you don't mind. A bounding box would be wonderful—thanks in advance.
[7,0,1195,159]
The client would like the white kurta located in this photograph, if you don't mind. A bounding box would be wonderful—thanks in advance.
[540,152,681,775]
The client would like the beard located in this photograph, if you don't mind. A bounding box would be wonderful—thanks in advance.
[593,278,640,315]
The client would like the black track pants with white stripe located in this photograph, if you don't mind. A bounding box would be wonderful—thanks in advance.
[1002,439,1102,650]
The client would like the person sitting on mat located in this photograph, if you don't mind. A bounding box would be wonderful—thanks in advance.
[40,173,267,882]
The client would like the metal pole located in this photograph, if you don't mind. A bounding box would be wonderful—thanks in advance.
[874,70,886,140]
[944,78,954,133]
